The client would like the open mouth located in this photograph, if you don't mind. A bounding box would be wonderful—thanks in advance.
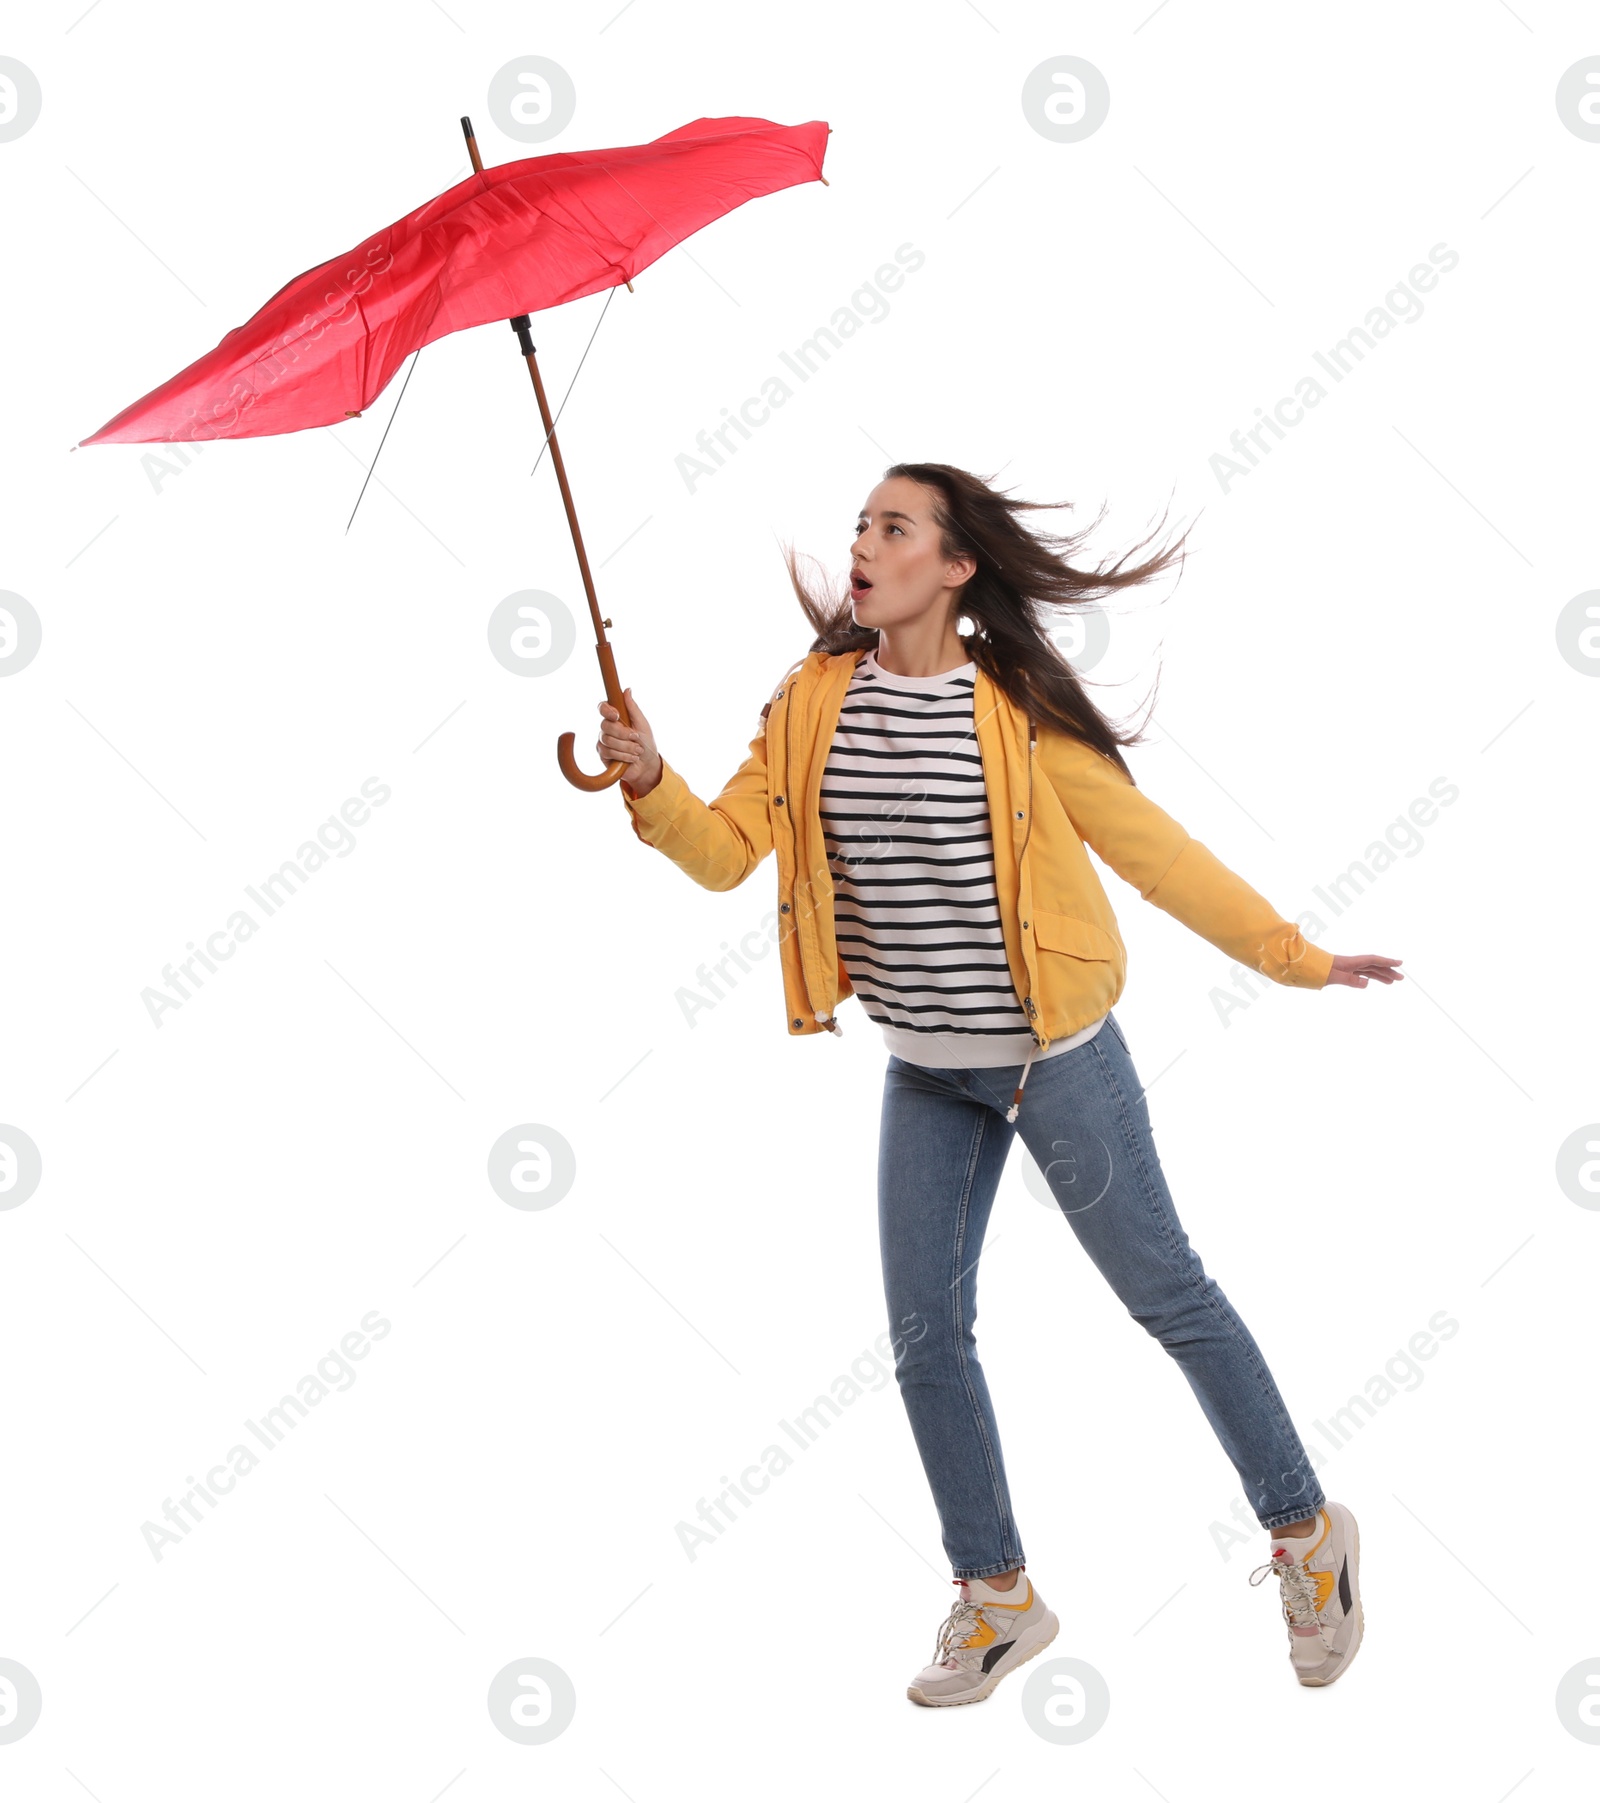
[850,569,873,596]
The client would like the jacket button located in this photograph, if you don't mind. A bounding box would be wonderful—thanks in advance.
[780,902,790,913]
[774,795,784,806]
[776,688,784,697]
[1015,809,1024,819]
[793,1018,803,1028]
[1022,920,1029,930]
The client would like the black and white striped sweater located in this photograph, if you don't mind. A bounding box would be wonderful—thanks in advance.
[819,648,1105,1069]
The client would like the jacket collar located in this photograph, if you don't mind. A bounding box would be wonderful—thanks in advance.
[800,645,1025,768]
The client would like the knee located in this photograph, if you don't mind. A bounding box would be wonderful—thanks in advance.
[1130,1267,1221,1349]
[887,1308,956,1380]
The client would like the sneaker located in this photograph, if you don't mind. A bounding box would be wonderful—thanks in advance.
[906,1571,1060,1707]
[1249,1501,1363,1686]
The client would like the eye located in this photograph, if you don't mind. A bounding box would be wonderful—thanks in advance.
[888,523,904,535]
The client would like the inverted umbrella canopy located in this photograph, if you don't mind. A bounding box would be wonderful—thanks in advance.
[80,115,829,446]
[78,111,829,794]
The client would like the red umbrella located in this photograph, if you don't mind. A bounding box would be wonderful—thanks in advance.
[80,114,831,789]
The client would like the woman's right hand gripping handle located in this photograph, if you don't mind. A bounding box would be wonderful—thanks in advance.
[598,689,664,798]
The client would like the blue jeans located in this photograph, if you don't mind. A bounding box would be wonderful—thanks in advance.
[877,1012,1325,1578]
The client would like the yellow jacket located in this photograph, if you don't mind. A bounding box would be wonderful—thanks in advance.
[621,646,1332,1051]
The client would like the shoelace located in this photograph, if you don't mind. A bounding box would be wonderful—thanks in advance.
[1248,1548,1322,1628]
[932,1596,983,1667]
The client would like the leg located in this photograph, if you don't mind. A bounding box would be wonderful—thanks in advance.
[878,1054,1024,1579]
[1010,1014,1325,1530]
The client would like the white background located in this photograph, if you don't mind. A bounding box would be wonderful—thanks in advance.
[2,1,1597,1797]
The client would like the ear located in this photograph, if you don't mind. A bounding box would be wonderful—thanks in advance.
[946,552,978,587]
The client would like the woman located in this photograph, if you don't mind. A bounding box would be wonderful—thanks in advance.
[602,463,1400,1705]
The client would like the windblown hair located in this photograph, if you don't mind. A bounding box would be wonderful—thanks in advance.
[783,462,1192,782]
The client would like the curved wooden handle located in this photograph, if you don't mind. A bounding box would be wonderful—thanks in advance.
[556,732,630,793]
[557,639,635,793]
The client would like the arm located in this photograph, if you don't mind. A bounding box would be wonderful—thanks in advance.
[1036,728,1334,989]
[616,712,775,894]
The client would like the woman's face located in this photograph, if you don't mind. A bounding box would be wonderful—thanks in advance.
[849,477,975,629]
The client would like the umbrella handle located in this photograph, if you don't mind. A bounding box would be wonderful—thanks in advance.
[559,732,627,789]
[556,734,629,792]
[556,636,632,792]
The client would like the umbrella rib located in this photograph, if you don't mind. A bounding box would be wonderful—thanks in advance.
[345,348,424,534]
[530,284,619,478]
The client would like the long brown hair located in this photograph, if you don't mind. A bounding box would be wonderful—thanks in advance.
[783,462,1192,782]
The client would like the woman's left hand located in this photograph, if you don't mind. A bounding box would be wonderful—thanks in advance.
[1324,953,1404,989]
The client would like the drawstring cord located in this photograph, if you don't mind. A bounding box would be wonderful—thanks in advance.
[1006,717,1041,1124]
[1005,1043,1039,1122]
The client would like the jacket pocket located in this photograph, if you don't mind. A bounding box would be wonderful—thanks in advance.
[1033,909,1118,961]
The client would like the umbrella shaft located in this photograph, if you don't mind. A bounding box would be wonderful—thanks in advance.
[512,316,609,661]
[461,112,625,735]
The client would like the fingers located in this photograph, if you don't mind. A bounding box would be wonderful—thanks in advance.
[1326,955,1405,990]
[596,719,645,766]
[596,691,655,777]
[599,690,648,727]
[1354,956,1403,983]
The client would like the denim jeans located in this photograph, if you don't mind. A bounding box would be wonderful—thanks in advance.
[877,1012,1325,1579]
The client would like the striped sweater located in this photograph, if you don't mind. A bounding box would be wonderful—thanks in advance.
[819,648,1104,1069]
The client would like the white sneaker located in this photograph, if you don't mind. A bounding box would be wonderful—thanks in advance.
[906,1572,1059,1707]
[1250,1502,1364,1686]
